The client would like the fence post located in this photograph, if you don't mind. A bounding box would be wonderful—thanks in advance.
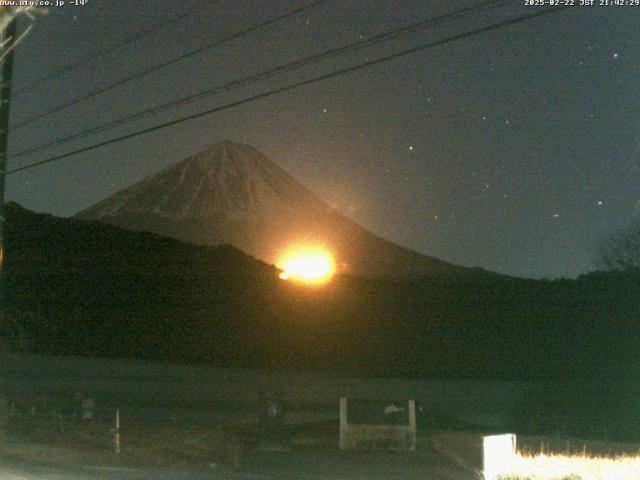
[339,398,347,450]
[0,395,8,440]
[114,409,121,455]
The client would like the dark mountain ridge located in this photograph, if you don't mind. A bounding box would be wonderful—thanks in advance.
[4,202,640,382]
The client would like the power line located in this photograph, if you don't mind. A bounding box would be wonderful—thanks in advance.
[8,0,515,162]
[11,0,332,130]
[7,5,570,176]
[8,4,567,174]
[13,0,218,96]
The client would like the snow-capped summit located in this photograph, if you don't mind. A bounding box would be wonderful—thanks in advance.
[76,141,466,278]
[79,141,325,220]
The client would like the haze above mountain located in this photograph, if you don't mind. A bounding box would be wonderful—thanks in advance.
[77,141,480,278]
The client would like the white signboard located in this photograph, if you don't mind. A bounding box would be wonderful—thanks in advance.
[483,433,516,480]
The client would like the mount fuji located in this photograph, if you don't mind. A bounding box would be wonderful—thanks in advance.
[76,141,480,278]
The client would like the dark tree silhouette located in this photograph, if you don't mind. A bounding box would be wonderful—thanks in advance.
[599,220,640,272]
[0,7,45,60]
[0,310,28,352]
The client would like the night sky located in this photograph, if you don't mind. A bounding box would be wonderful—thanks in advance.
[5,0,639,279]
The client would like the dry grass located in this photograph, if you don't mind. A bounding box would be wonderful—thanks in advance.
[500,452,640,480]
[2,414,252,470]
[427,431,640,480]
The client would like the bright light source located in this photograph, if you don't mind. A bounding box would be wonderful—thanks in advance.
[278,248,335,284]
[505,451,640,480]
[484,434,517,480]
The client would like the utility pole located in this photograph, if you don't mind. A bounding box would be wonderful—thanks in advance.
[0,16,17,305]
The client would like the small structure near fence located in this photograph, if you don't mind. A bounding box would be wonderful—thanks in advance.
[339,398,416,450]
[81,398,95,420]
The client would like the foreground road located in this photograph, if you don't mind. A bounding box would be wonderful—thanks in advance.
[0,461,240,480]
[1,443,476,480]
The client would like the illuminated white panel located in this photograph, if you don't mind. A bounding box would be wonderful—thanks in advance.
[483,433,516,480]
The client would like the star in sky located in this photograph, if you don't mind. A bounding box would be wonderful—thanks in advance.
[7,0,637,280]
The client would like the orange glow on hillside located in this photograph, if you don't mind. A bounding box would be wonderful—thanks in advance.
[277,248,335,284]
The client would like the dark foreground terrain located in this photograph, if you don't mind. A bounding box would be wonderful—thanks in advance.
[1,430,475,480]
[3,353,640,479]
[3,202,640,383]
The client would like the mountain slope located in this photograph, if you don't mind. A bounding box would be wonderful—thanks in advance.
[76,141,478,278]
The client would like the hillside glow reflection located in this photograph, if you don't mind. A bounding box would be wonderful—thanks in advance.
[278,248,335,284]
